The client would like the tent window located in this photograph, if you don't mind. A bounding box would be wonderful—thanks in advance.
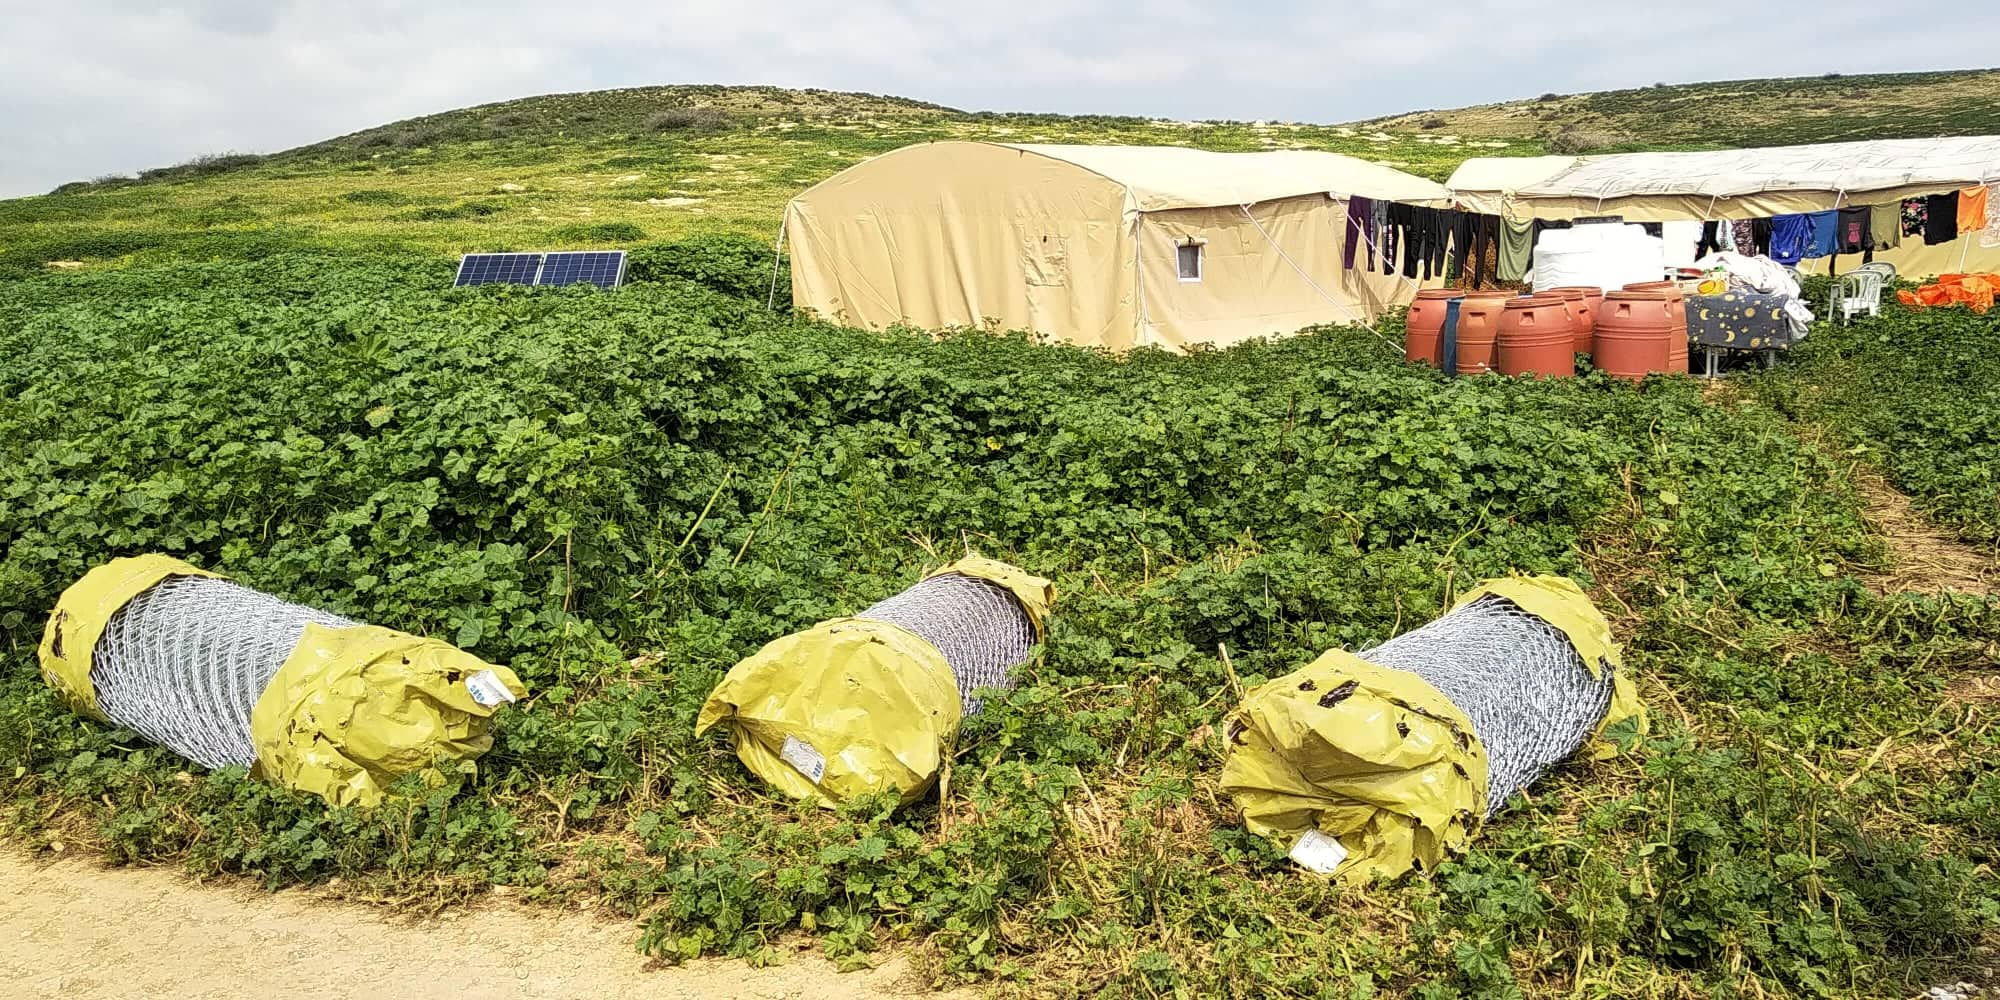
[1176,241,1203,282]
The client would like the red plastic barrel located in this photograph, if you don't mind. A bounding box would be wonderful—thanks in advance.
[1594,290,1674,381]
[1455,293,1509,375]
[1406,289,1464,367]
[1497,296,1576,378]
[1546,285,1599,357]
[1623,281,1687,374]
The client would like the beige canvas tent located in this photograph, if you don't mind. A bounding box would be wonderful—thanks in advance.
[784,142,1451,352]
[1446,137,2000,277]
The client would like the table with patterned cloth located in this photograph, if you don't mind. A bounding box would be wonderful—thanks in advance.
[1685,291,1802,374]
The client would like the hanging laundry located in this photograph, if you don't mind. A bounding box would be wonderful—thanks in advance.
[1868,203,1901,250]
[1428,210,1453,280]
[1902,198,1928,237]
[1380,204,1399,276]
[1836,207,1871,254]
[1801,211,1839,259]
[1498,217,1534,282]
[1982,184,2000,249]
[1343,196,1374,271]
[1750,217,1773,257]
[1372,200,1391,275]
[1697,221,1725,257]
[1960,186,1991,236]
[1769,214,1811,265]
[1731,219,1756,255]
[1924,192,1960,245]
[1471,214,1499,288]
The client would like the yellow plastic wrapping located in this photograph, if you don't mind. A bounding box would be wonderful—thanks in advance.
[249,623,527,808]
[696,556,1054,809]
[1222,575,1646,882]
[38,554,221,719]
[1456,575,1649,758]
[1220,649,1488,884]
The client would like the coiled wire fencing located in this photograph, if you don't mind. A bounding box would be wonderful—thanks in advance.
[855,572,1037,716]
[1357,593,1614,817]
[90,575,356,769]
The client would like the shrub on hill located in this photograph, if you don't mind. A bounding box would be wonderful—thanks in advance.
[552,221,648,244]
[648,107,733,132]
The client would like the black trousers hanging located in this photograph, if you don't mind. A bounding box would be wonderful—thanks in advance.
[1697,221,1727,257]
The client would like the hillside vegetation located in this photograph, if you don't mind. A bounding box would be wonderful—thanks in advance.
[1369,68,2000,151]
[7,71,1996,274]
[4,252,1998,999]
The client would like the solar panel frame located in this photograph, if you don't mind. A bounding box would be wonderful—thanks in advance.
[453,252,544,287]
[536,251,628,289]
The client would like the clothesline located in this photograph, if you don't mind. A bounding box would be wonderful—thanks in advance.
[1352,182,2000,289]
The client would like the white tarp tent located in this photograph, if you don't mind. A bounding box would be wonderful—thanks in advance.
[1447,137,2000,277]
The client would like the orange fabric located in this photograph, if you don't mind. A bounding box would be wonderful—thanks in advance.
[1898,273,2000,313]
[1961,187,1991,235]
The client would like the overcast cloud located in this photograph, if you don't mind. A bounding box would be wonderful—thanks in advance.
[0,0,1991,197]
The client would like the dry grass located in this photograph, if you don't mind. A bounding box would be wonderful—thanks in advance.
[1851,465,2000,596]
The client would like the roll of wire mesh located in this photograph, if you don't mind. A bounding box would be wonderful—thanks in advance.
[695,555,1055,808]
[1356,591,1615,816]
[42,554,528,806]
[853,571,1037,715]
[90,575,355,770]
[1219,575,1644,883]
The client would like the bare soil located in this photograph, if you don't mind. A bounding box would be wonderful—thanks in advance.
[1851,466,1999,596]
[0,851,972,1000]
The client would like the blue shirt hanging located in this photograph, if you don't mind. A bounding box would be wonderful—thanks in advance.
[1802,210,1840,258]
[1769,214,1811,265]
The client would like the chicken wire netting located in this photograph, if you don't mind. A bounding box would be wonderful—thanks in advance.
[1357,593,1614,817]
[856,572,1037,716]
[90,575,356,769]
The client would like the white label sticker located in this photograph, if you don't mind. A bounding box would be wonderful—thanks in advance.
[1289,829,1349,875]
[464,669,517,708]
[780,735,827,784]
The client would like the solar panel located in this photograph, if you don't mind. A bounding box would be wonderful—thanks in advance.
[537,251,627,289]
[454,253,543,287]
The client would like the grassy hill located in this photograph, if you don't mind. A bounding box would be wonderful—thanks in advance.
[7,70,1998,275]
[1366,68,2000,152]
[2,85,1527,273]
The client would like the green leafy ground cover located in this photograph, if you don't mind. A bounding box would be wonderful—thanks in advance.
[3,242,1998,998]
[1751,299,2000,548]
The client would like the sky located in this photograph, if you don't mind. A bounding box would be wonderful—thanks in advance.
[1,0,1993,198]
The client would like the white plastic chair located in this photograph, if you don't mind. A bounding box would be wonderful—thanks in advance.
[1856,261,1897,283]
[1834,270,1885,323]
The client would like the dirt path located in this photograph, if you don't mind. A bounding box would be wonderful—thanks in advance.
[1851,465,1999,596]
[0,851,973,1000]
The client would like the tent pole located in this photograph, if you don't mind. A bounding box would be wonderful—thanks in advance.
[766,215,788,313]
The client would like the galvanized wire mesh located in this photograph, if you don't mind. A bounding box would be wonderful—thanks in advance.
[1357,594,1614,817]
[90,575,355,769]
[856,573,1036,716]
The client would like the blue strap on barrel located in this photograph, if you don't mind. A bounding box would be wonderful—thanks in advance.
[1440,298,1461,375]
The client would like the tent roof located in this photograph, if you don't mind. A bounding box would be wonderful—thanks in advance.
[1444,155,1577,196]
[997,143,1451,211]
[1513,135,2000,201]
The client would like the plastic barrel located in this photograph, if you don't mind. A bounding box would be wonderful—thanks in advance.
[1406,290,1464,367]
[1593,290,1674,381]
[1497,296,1576,378]
[1454,293,1509,375]
[1545,285,1599,357]
[1623,281,1687,374]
